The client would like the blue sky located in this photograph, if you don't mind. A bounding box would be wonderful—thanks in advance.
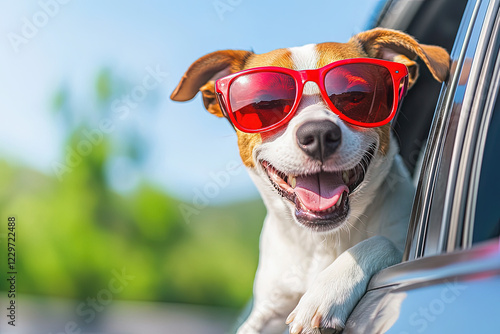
[0,0,383,203]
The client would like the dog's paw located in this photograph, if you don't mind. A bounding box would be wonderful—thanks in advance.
[286,290,352,334]
[285,257,369,334]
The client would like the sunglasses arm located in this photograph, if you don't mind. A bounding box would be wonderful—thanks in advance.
[216,92,238,132]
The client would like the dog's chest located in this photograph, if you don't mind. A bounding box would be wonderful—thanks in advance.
[291,239,352,290]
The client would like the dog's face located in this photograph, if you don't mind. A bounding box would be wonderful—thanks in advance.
[171,28,449,233]
[239,45,391,232]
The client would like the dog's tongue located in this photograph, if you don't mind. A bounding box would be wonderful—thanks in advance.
[294,172,348,211]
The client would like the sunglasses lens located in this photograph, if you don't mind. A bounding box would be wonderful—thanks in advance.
[229,71,296,131]
[324,63,393,124]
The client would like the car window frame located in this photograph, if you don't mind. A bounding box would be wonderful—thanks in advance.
[446,0,500,251]
[404,0,500,260]
[462,18,500,248]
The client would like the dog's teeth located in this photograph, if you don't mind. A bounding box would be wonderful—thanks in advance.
[336,192,343,208]
[342,171,349,184]
[289,175,296,188]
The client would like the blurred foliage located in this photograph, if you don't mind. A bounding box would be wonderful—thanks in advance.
[0,68,265,309]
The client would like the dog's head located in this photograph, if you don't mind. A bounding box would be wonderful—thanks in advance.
[171,28,449,233]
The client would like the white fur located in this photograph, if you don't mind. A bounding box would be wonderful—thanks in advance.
[289,44,318,71]
[236,44,414,334]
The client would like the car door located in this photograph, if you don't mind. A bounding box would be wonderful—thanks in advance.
[344,0,500,332]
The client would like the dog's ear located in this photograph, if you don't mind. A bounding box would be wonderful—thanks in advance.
[170,50,253,117]
[351,28,450,88]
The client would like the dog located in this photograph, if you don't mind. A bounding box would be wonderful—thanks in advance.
[170,28,449,334]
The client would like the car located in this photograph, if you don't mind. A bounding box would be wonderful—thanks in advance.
[343,0,500,332]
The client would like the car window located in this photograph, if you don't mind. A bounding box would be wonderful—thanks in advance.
[472,90,500,244]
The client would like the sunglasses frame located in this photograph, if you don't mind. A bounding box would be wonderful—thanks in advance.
[215,57,409,133]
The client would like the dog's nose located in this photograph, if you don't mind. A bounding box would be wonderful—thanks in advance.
[296,120,342,162]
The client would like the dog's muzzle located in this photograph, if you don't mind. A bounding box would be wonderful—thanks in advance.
[261,143,376,232]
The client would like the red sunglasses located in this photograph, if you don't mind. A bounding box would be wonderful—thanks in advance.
[215,58,409,133]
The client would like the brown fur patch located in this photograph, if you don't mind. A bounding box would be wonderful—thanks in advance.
[243,48,294,70]
[237,130,262,168]
[315,41,367,67]
[199,81,223,117]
